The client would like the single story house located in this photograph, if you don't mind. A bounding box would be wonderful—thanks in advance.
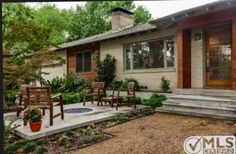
[42,0,236,91]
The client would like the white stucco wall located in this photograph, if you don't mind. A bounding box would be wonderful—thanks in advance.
[191,29,205,88]
[100,27,178,91]
[41,50,67,81]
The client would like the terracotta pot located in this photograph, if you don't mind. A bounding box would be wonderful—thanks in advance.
[29,121,42,132]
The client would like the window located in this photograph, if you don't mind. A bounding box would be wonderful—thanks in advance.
[124,37,175,70]
[76,52,91,72]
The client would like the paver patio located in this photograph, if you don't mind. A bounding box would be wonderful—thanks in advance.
[4,102,149,140]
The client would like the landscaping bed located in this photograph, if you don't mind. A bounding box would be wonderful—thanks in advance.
[5,108,155,154]
[72,113,236,154]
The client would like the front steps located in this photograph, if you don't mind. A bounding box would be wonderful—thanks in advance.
[157,89,236,121]
[173,89,236,100]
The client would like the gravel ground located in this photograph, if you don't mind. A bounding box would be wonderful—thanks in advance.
[69,112,236,154]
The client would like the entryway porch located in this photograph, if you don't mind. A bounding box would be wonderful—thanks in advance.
[157,88,236,120]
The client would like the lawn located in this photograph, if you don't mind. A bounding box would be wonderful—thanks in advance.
[71,112,236,154]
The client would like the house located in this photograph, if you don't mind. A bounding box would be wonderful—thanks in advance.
[43,0,236,92]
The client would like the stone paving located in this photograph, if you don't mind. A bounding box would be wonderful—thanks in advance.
[4,102,148,140]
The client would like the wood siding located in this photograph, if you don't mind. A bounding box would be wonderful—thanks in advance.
[232,17,236,89]
[177,6,236,90]
[177,29,191,88]
[67,43,99,83]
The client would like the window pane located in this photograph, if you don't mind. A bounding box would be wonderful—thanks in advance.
[125,45,131,70]
[148,40,164,68]
[76,53,83,72]
[166,38,175,67]
[84,52,91,72]
[132,40,164,69]
[133,42,149,69]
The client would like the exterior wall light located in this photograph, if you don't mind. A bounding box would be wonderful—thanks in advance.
[194,33,202,41]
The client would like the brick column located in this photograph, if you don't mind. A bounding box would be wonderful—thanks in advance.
[177,28,192,88]
[232,17,236,90]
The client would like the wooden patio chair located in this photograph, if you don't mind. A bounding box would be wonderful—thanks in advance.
[116,82,137,110]
[17,85,33,117]
[101,88,122,108]
[83,82,106,106]
[23,86,64,126]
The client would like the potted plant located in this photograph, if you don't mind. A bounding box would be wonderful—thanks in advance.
[24,106,42,132]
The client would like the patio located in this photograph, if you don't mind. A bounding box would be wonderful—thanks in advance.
[4,102,149,140]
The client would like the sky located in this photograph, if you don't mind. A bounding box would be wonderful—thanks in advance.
[26,0,218,19]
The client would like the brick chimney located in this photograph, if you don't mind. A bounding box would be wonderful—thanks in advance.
[111,7,134,31]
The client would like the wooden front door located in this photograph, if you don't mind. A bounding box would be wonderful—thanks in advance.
[205,24,232,88]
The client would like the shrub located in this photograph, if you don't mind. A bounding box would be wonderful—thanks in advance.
[4,90,18,106]
[161,76,170,93]
[46,77,63,93]
[122,96,142,105]
[60,74,88,93]
[23,142,38,153]
[112,114,129,123]
[63,92,83,104]
[59,135,71,148]
[4,140,29,154]
[143,93,167,108]
[96,54,116,87]
[110,79,123,89]
[121,78,141,91]
[45,74,88,93]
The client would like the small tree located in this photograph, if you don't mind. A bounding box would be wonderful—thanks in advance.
[96,54,116,87]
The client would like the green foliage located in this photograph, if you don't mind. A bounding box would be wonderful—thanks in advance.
[59,134,71,148]
[33,3,73,44]
[4,140,29,154]
[161,76,171,93]
[122,96,142,105]
[3,3,64,91]
[67,1,152,41]
[96,54,116,87]
[134,6,152,24]
[23,141,38,153]
[110,78,141,91]
[110,79,123,89]
[24,106,42,122]
[80,127,94,136]
[46,76,63,93]
[60,74,88,93]
[143,93,167,108]
[4,119,20,148]
[45,74,88,93]
[121,78,141,91]
[63,92,83,104]
[112,114,129,123]
[4,90,18,106]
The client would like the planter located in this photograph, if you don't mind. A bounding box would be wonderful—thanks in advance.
[29,120,42,132]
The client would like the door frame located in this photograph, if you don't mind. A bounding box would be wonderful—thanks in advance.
[204,23,232,89]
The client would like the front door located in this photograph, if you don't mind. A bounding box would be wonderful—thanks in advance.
[205,24,232,88]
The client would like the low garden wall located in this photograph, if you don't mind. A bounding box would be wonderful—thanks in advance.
[106,90,173,99]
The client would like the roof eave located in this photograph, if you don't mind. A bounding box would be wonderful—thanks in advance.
[150,0,236,25]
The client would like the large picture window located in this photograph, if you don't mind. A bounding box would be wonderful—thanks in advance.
[76,52,91,72]
[124,37,175,70]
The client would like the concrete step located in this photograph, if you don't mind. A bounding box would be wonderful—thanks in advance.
[156,106,236,121]
[158,94,236,121]
[164,100,236,111]
[169,95,236,106]
[173,89,236,100]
